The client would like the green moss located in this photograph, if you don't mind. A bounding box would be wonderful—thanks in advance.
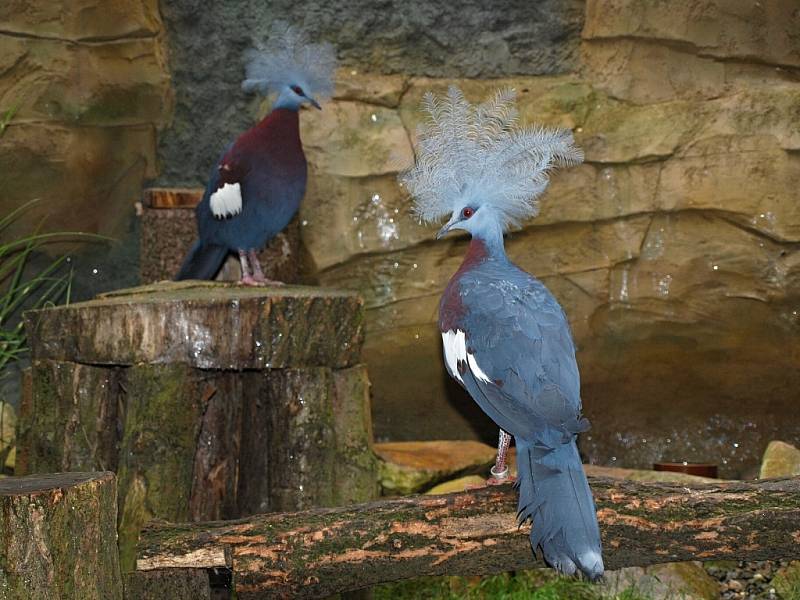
[773,562,800,600]
[117,364,202,572]
[373,571,606,600]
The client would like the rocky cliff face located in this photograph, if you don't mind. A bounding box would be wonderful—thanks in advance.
[0,0,173,239]
[294,1,800,477]
[3,0,798,476]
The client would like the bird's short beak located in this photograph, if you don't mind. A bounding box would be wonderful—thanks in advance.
[436,215,460,240]
[309,97,322,110]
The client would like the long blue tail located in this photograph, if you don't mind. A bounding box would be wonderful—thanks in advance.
[516,433,604,580]
[175,241,228,281]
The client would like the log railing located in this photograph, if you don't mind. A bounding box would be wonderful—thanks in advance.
[135,476,800,599]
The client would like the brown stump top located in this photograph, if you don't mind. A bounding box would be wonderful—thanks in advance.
[0,471,115,495]
[24,281,364,369]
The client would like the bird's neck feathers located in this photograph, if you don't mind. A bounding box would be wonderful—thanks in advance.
[251,107,301,144]
[468,215,507,261]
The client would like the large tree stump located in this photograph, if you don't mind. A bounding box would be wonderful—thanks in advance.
[135,476,800,599]
[0,472,121,600]
[19,282,379,572]
[138,187,301,283]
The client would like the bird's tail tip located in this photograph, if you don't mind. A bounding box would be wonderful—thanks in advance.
[542,538,604,581]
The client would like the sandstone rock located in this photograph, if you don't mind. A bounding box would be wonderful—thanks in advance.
[0,123,157,240]
[581,39,727,104]
[0,3,171,243]
[301,172,430,271]
[656,136,800,242]
[583,0,800,68]
[374,441,495,495]
[759,441,800,479]
[426,475,487,495]
[602,562,719,600]
[0,0,161,41]
[333,70,409,108]
[300,100,413,178]
[0,36,171,127]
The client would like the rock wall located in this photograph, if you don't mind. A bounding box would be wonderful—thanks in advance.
[295,1,799,477]
[4,0,799,477]
[0,1,173,239]
[0,1,173,301]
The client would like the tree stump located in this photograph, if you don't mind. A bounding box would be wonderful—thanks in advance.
[18,282,379,572]
[138,187,301,283]
[0,472,121,600]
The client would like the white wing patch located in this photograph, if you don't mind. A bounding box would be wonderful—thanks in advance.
[442,329,493,385]
[442,330,466,383]
[467,352,492,383]
[210,182,242,218]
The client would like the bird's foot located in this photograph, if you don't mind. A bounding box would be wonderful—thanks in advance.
[238,275,264,287]
[485,464,516,486]
[253,276,285,286]
[485,474,516,486]
[238,275,285,287]
[464,468,516,490]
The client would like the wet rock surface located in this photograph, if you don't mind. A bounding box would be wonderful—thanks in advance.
[759,441,800,479]
[374,440,496,495]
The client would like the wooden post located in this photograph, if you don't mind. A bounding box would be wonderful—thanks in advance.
[19,281,377,572]
[0,472,122,600]
[135,476,800,599]
[138,187,300,283]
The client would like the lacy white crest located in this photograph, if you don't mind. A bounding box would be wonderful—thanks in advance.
[399,86,583,230]
[241,21,336,99]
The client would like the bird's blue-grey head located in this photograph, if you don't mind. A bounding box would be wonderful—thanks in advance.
[241,21,336,111]
[399,86,583,242]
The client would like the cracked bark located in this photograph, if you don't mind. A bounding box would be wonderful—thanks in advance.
[136,476,800,599]
[0,472,122,599]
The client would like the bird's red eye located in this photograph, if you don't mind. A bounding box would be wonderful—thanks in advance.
[461,207,474,219]
[291,85,304,95]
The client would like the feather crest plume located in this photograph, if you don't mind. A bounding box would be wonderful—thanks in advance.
[399,86,583,230]
[242,21,336,99]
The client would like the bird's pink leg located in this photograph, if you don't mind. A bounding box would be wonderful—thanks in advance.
[464,429,515,490]
[487,429,514,485]
[238,250,260,286]
[247,249,284,286]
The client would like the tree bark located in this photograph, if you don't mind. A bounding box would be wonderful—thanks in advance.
[0,472,122,600]
[24,281,364,370]
[139,187,301,284]
[20,285,378,576]
[137,476,800,599]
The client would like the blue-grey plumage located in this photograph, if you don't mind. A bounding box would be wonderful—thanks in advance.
[400,86,603,580]
[175,22,335,283]
[440,229,602,580]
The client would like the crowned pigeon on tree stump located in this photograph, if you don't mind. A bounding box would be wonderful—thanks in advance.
[400,87,603,580]
[175,22,336,284]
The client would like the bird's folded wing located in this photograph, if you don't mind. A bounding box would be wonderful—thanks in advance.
[209,151,247,219]
[459,281,586,437]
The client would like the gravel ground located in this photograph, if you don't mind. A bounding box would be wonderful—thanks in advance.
[705,560,790,599]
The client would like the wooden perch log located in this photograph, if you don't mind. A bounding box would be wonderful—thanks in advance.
[137,476,800,598]
[20,283,377,573]
[0,472,122,600]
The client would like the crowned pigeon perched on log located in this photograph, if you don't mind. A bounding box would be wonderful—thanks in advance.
[175,23,336,284]
[400,87,603,580]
